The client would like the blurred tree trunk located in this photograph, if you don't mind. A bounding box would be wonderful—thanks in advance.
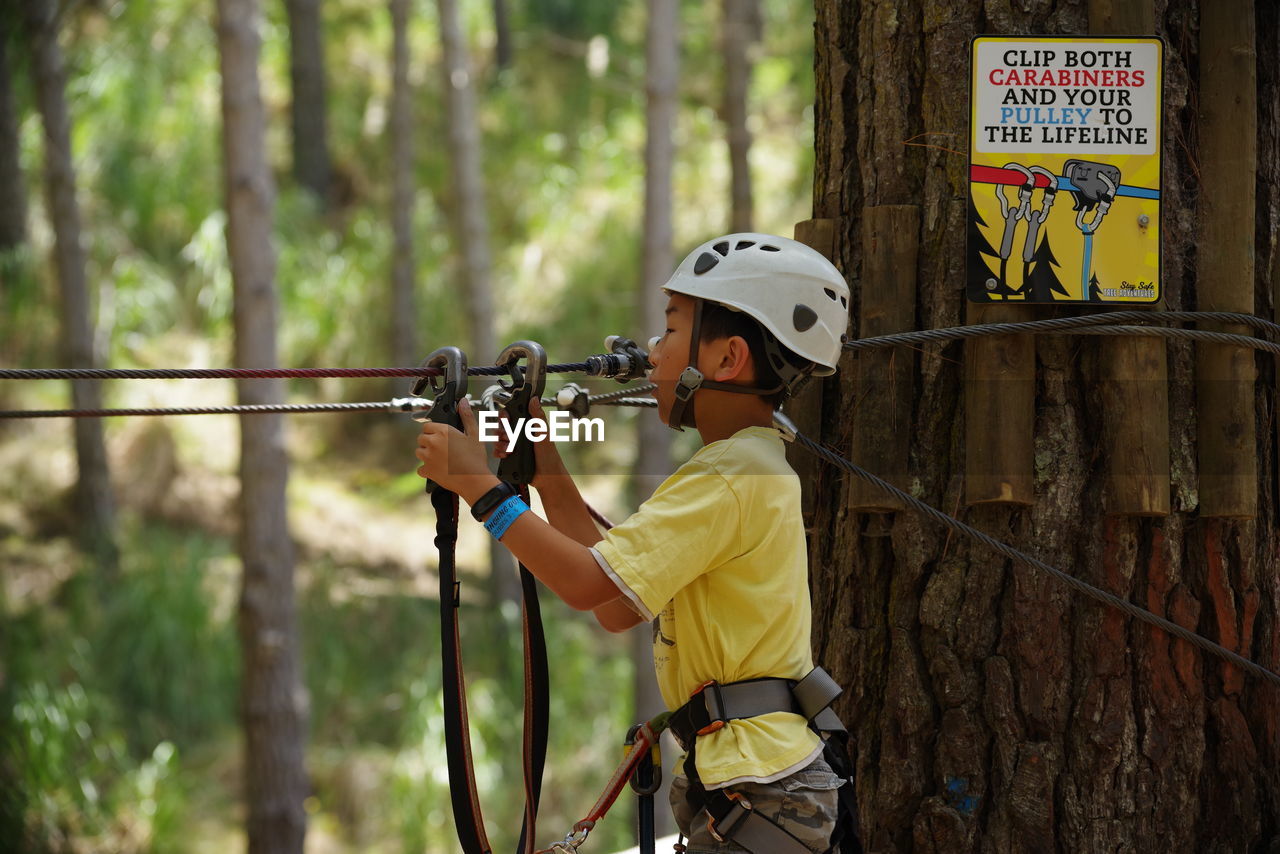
[632,0,679,837]
[721,0,755,233]
[25,0,117,571]
[388,0,417,370]
[493,0,512,71]
[634,0,676,501]
[284,0,331,204]
[0,15,28,253]
[806,2,1280,852]
[436,0,517,605]
[437,0,494,363]
[216,1,309,852]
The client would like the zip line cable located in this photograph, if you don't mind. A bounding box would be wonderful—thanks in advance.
[0,362,594,382]
[0,394,660,420]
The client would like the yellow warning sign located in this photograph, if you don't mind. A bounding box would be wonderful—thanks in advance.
[968,36,1163,303]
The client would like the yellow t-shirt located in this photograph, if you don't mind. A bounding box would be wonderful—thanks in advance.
[591,426,819,787]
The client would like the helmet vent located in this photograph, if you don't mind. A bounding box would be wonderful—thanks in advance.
[793,304,818,332]
[735,240,756,250]
[761,245,780,252]
[840,296,847,307]
[713,241,730,256]
[694,252,720,275]
[824,288,837,301]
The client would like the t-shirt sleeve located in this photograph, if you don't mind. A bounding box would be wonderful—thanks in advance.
[591,460,742,619]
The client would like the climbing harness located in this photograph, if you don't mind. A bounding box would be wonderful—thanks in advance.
[1065,159,1119,300]
[664,667,862,854]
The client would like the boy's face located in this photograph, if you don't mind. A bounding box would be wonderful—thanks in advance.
[647,293,696,424]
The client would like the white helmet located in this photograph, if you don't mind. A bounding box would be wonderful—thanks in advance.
[661,233,849,375]
[657,233,849,430]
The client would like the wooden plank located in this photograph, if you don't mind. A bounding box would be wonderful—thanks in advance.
[1195,0,1258,518]
[965,302,1034,506]
[849,206,918,511]
[1089,0,1171,517]
[790,218,839,523]
[1098,337,1170,515]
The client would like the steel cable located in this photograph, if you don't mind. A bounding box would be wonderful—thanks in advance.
[844,310,1280,353]
[793,432,1280,691]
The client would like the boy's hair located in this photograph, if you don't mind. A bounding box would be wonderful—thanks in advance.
[698,301,808,408]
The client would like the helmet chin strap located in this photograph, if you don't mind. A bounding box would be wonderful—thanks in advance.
[665,300,787,432]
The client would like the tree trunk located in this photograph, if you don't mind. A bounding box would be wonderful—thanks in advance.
[388,0,417,370]
[635,0,676,500]
[25,0,117,571]
[216,1,309,852]
[632,0,680,837]
[493,0,513,72]
[436,0,518,607]
[807,2,1280,852]
[721,0,755,234]
[437,0,495,364]
[284,0,331,204]
[0,17,28,253]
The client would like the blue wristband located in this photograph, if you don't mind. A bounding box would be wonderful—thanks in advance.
[482,495,529,540]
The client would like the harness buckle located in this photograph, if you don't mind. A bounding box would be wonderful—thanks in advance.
[692,680,728,737]
[707,792,753,843]
[411,347,469,493]
[494,340,548,486]
[674,367,704,402]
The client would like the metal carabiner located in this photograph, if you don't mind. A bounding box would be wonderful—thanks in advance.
[411,346,469,492]
[494,340,548,486]
[1075,171,1116,235]
[1021,165,1059,263]
[996,162,1035,261]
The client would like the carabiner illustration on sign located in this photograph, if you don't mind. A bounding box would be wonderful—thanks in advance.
[968,36,1163,303]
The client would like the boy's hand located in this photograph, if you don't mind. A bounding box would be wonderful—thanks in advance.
[493,398,569,489]
[415,399,499,504]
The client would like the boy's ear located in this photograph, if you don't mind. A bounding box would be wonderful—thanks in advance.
[710,335,754,383]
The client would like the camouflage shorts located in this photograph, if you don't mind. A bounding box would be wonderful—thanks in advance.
[669,756,842,853]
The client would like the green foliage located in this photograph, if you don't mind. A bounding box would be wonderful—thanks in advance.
[4,604,187,853]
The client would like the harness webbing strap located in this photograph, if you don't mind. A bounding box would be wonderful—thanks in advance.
[434,482,550,854]
[517,498,550,853]
[434,486,494,854]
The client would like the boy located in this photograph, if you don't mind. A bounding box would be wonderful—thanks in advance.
[415,234,851,853]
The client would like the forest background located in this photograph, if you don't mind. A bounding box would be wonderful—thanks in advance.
[0,0,818,851]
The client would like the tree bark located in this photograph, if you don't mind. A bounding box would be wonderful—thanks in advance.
[0,17,27,253]
[722,0,755,233]
[389,0,418,370]
[25,0,117,570]
[216,1,309,851]
[284,0,331,204]
[808,2,1279,852]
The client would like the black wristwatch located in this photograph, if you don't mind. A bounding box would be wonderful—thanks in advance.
[470,481,519,521]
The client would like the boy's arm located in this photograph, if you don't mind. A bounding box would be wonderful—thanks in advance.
[498,400,602,548]
[592,596,647,633]
[534,471,604,548]
[415,402,623,613]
